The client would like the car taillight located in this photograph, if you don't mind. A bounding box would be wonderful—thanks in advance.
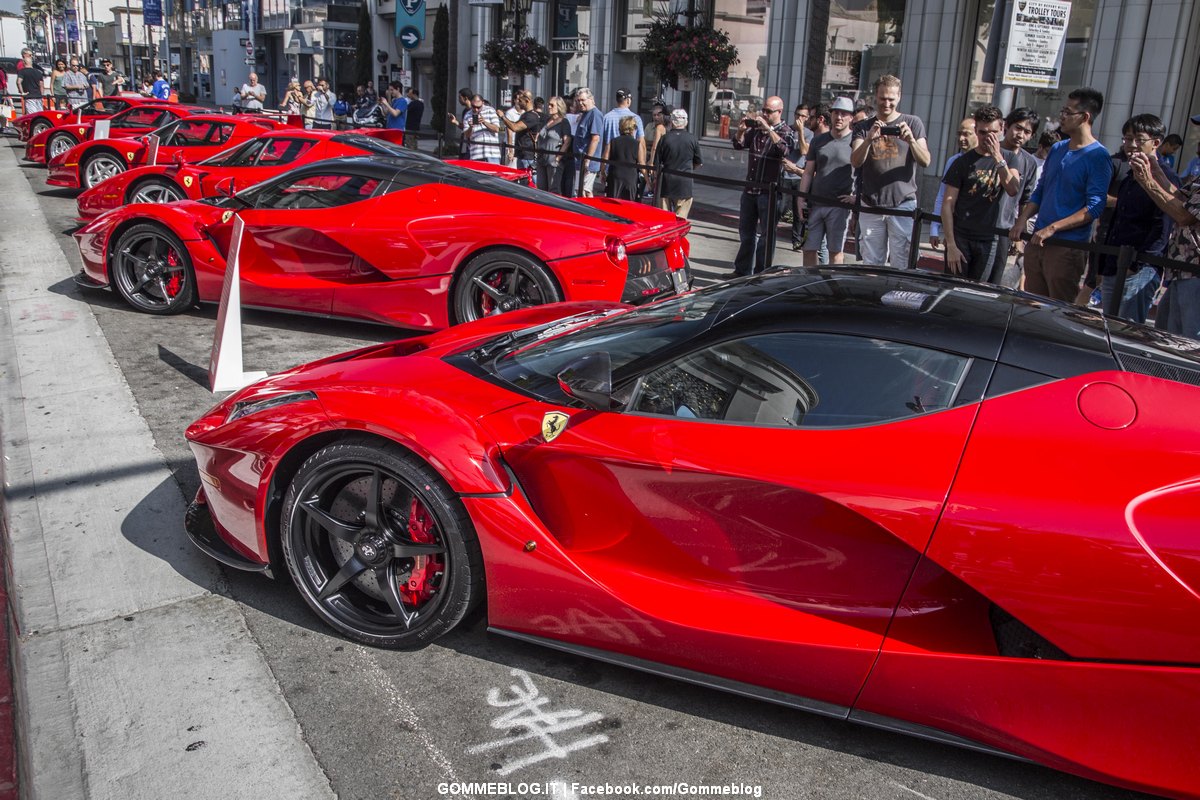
[604,236,627,264]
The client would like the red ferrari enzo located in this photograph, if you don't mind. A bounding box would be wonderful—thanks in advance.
[73,149,690,327]
[75,129,514,219]
[25,103,203,164]
[47,114,290,190]
[13,94,157,141]
[184,268,1200,799]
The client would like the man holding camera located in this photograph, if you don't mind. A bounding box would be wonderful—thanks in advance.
[850,74,931,269]
[731,96,796,276]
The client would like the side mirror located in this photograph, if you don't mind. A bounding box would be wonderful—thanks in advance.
[172,150,185,166]
[556,351,620,411]
[215,176,236,197]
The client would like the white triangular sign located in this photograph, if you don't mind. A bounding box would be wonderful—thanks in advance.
[208,215,267,393]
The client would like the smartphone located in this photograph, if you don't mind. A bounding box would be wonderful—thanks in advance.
[880,125,902,137]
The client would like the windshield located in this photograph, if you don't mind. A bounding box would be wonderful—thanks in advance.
[461,285,738,402]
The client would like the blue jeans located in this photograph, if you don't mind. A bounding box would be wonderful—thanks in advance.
[858,200,917,269]
[1155,275,1200,339]
[734,192,773,277]
[1100,267,1161,324]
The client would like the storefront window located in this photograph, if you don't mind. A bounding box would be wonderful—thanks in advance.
[702,0,772,139]
[551,0,592,97]
[817,0,905,105]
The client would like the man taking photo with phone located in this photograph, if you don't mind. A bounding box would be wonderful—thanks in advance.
[850,74,930,269]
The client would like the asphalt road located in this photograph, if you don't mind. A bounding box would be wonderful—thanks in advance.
[5,135,1149,800]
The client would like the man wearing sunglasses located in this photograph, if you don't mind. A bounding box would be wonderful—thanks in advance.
[731,95,796,276]
[63,60,90,109]
[1010,87,1112,303]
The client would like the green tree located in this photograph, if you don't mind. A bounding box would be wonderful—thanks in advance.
[431,4,449,137]
[354,1,372,88]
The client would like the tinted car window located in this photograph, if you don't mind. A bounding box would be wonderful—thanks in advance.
[256,137,318,165]
[630,333,970,428]
[207,138,264,167]
[253,173,382,210]
[114,108,167,128]
[81,98,130,117]
[168,119,214,145]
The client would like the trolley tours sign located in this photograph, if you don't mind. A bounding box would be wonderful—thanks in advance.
[1003,0,1072,89]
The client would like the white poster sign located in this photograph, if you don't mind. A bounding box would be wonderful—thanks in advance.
[1003,0,1072,89]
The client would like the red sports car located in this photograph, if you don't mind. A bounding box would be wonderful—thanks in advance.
[13,93,156,141]
[183,267,1200,799]
[75,129,522,219]
[73,151,690,328]
[25,103,203,164]
[47,114,290,190]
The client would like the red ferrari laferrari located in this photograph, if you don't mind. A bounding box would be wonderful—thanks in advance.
[25,102,203,164]
[13,94,156,141]
[184,268,1200,799]
[73,149,689,328]
[75,129,514,219]
[47,113,290,190]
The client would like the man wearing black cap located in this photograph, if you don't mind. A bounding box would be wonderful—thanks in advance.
[601,89,645,188]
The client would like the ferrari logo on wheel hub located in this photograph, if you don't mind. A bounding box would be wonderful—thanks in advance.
[542,411,569,442]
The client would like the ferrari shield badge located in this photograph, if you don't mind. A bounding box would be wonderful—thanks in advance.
[221,210,234,223]
[183,176,193,188]
[542,411,569,442]
[125,151,135,161]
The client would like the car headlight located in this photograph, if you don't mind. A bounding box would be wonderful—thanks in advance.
[225,390,318,424]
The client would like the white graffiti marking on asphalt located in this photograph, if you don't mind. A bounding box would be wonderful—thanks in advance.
[467,668,610,775]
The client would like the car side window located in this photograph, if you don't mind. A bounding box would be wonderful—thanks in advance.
[116,108,162,128]
[255,138,317,166]
[210,123,236,144]
[217,139,265,167]
[255,174,382,210]
[630,332,970,428]
[169,120,211,145]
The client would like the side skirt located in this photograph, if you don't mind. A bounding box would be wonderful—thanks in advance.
[489,627,1025,764]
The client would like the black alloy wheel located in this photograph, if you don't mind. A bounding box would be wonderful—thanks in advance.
[453,249,562,324]
[281,440,484,649]
[110,223,197,314]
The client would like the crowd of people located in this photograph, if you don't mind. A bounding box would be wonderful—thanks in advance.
[5,51,1198,338]
[0,48,178,115]
[448,85,703,220]
[429,76,1200,340]
[713,74,1200,340]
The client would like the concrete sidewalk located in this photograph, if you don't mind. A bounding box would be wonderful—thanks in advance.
[0,141,335,799]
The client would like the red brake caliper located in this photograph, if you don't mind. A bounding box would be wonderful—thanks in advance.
[165,249,182,297]
[481,271,505,315]
[400,496,441,605]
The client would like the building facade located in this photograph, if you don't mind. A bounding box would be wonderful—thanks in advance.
[370,0,1200,203]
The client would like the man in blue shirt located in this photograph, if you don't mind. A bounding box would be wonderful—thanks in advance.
[572,88,605,197]
[150,70,170,101]
[1010,87,1113,303]
[380,81,407,134]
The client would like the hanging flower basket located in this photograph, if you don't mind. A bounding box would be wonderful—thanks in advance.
[638,16,740,89]
[481,37,552,78]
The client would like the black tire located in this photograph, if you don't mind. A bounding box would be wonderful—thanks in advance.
[127,178,186,205]
[82,150,125,189]
[280,439,484,649]
[452,248,562,324]
[46,132,76,161]
[30,120,52,138]
[110,223,197,314]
